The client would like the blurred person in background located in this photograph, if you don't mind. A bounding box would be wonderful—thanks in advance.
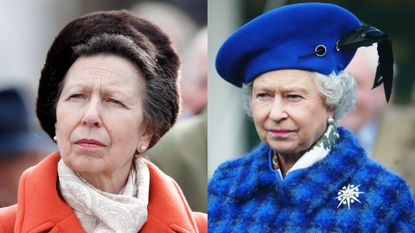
[208,3,415,232]
[372,99,415,192]
[178,28,208,119]
[146,27,208,212]
[130,2,207,119]
[146,110,207,212]
[0,10,206,233]
[339,45,415,192]
[130,1,198,56]
[338,45,387,154]
[130,3,207,211]
[0,87,42,208]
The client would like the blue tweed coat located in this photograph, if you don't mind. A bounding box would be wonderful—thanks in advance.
[208,128,415,232]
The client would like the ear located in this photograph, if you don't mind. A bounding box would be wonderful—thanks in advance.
[137,123,154,153]
[326,105,335,117]
[54,122,59,144]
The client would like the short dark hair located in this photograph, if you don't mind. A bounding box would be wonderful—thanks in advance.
[36,10,180,148]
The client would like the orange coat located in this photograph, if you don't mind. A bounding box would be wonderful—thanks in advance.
[0,152,207,233]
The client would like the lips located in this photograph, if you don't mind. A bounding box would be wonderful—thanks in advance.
[75,138,106,148]
[271,129,291,133]
[269,129,296,137]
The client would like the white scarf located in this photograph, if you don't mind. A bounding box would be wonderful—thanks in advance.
[58,157,150,233]
[273,124,339,179]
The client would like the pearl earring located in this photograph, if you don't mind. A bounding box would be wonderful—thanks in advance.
[53,136,57,142]
[141,145,146,152]
[328,117,334,125]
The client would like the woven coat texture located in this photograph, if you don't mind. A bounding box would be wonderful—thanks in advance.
[208,127,415,232]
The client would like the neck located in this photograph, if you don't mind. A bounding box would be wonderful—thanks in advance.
[274,151,303,177]
[78,163,132,194]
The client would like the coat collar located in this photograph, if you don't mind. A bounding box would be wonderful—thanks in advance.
[15,152,199,232]
[209,127,368,214]
[142,161,200,232]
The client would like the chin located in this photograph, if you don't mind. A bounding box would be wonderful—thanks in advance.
[268,143,297,155]
[274,149,298,156]
[64,156,107,174]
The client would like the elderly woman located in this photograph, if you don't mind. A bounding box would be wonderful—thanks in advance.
[0,11,206,233]
[208,3,415,232]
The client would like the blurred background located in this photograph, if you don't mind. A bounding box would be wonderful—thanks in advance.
[208,0,415,192]
[0,0,206,209]
[1,0,414,209]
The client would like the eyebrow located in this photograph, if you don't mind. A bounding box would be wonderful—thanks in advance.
[280,85,309,94]
[252,84,309,93]
[60,83,90,95]
[62,82,137,101]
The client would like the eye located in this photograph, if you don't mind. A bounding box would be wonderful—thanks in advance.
[67,93,85,100]
[255,92,273,100]
[107,98,124,106]
[285,94,303,102]
[255,92,274,103]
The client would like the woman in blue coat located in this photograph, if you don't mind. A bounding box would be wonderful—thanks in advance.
[208,3,415,232]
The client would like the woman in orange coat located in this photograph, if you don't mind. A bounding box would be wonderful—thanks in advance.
[0,10,206,233]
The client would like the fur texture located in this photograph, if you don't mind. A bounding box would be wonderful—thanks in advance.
[208,127,415,232]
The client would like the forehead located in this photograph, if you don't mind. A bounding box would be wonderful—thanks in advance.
[64,54,144,89]
[252,69,317,90]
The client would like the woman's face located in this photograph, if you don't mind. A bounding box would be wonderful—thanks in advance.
[251,69,333,156]
[55,54,153,177]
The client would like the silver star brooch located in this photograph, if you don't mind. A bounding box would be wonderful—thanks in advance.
[336,184,364,210]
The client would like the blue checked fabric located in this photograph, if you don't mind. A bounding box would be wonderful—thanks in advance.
[208,127,415,232]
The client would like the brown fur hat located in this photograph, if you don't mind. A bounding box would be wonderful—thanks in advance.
[36,10,180,148]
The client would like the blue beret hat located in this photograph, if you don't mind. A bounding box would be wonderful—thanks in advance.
[216,3,363,87]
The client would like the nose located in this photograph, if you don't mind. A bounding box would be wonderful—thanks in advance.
[269,98,288,122]
[81,99,102,127]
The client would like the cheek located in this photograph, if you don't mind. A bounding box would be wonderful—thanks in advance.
[55,103,93,154]
[251,101,268,119]
[55,105,67,135]
[251,102,270,139]
[55,104,76,135]
[251,102,263,125]
[301,106,330,134]
[292,100,328,125]
[108,114,142,141]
